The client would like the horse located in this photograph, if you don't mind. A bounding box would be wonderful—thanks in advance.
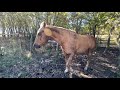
[33,22,96,74]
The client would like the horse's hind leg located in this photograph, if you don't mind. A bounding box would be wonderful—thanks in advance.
[84,60,89,71]
[69,72,73,78]
[84,51,91,71]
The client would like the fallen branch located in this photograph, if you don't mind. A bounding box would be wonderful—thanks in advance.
[69,68,92,78]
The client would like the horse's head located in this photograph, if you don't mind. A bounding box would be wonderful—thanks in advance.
[33,22,53,48]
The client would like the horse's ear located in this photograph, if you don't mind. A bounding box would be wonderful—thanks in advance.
[40,21,46,28]
[44,28,52,36]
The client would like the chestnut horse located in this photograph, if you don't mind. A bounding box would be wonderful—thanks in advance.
[33,22,96,73]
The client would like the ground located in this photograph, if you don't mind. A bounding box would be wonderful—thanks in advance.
[0,37,119,78]
[33,47,119,78]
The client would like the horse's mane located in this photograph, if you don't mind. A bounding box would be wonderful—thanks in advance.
[46,25,77,35]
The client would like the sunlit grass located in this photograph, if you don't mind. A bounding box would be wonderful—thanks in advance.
[0,38,32,67]
[96,35,120,47]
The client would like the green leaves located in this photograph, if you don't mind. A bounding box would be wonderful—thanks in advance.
[0,12,120,36]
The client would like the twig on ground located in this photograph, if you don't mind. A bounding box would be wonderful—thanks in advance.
[69,68,92,78]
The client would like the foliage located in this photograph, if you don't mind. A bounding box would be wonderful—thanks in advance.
[0,12,120,36]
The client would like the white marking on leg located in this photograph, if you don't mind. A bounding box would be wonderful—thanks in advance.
[64,67,69,73]
[64,61,69,73]
[69,73,73,78]
[84,61,89,71]
[70,67,73,72]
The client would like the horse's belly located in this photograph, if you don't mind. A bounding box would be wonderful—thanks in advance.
[76,47,89,55]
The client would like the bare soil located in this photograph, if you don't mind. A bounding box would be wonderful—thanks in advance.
[0,37,119,78]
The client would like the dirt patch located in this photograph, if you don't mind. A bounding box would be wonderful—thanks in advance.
[0,37,119,78]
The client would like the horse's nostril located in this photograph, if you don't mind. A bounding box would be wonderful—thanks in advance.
[34,44,41,48]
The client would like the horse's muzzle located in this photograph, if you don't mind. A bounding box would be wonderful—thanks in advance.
[33,44,41,48]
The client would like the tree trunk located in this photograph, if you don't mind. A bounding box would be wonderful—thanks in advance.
[107,26,114,48]
[75,19,82,34]
[89,26,92,35]
[2,28,5,38]
[116,32,120,49]
[117,33,120,43]
[75,19,79,34]
[107,34,111,48]
[93,24,97,37]
[46,12,50,24]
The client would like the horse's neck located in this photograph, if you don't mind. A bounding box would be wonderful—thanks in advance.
[50,30,62,45]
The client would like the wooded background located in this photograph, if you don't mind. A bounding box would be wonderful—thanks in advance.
[0,12,120,48]
[0,12,120,78]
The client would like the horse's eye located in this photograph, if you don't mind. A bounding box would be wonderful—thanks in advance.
[38,33,41,36]
[38,31,44,36]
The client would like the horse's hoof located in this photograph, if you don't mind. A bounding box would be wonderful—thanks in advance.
[84,67,88,71]
[64,69,69,73]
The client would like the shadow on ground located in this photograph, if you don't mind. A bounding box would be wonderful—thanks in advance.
[28,47,119,78]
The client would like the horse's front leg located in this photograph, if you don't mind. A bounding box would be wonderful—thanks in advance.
[64,53,69,73]
[61,47,70,73]
[64,53,74,73]
[64,54,69,73]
